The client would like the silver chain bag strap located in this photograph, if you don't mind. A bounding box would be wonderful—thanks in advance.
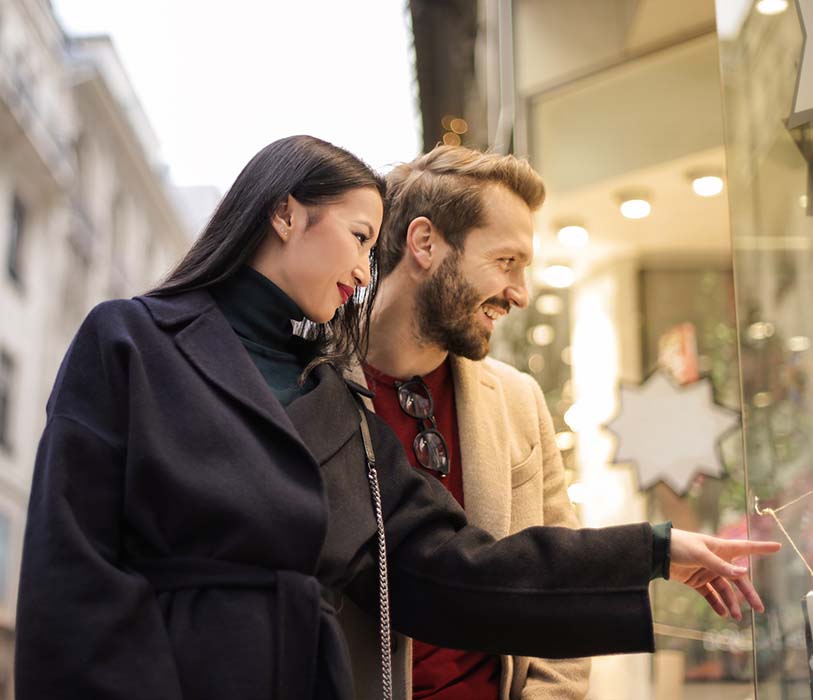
[357,406,393,700]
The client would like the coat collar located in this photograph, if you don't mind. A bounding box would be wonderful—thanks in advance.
[138,290,361,466]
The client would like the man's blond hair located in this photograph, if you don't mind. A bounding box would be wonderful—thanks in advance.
[378,146,545,276]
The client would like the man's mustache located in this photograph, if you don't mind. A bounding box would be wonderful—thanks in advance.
[481,298,511,313]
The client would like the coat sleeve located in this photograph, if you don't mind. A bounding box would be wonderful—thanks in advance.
[516,377,590,700]
[344,410,655,661]
[15,306,183,699]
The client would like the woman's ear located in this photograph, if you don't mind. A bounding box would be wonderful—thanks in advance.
[405,216,439,271]
[269,195,308,242]
[269,196,294,242]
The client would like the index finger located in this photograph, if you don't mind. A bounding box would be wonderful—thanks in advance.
[717,539,782,556]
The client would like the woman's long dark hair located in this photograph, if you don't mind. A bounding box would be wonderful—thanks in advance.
[149,135,386,373]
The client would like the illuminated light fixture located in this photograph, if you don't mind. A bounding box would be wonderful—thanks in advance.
[531,324,556,346]
[788,335,811,352]
[691,175,724,197]
[442,132,461,146]
[527,353,545,374]
[752,391,773,408]
[756,0,788,14]
[567,481,586,504]
[747,321,775,341]
[449,118,469,134]
[557,224,589,248]
[560,346,572,365]
[801,195,809,209]
[619,198,652,219]
[563,404,585,431]
[535,293,564,315]
[537,264,575,288]
[555,430,576,451]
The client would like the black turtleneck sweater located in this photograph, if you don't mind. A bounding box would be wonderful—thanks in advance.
[211,266,317,406]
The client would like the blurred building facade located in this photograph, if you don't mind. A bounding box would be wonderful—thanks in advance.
[0,1,190,694]
[411,1,810,698]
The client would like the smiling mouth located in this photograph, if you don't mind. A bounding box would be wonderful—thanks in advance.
[482,306,505,321]
[479,305,507,331]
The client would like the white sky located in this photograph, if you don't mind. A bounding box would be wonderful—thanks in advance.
[52,0,422,192]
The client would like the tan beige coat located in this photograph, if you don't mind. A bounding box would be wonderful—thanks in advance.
[339,354,590,699]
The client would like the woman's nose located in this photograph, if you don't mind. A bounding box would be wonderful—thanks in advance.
[353,258,372,288]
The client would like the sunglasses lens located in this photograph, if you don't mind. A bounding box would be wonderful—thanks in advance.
[414,430,449,474]
[397,382,432,419]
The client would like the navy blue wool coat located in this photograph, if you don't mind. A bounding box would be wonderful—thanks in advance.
[15,289,655,700]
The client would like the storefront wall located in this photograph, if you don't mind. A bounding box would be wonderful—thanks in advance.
[500,1,783,697]
[717,1,813,698]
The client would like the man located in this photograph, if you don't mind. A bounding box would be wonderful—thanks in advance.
[339,146,591,699]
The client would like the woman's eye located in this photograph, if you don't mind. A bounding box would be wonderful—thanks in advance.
[353,232,368,245]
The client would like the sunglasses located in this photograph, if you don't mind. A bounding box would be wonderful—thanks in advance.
[394,376,450,477]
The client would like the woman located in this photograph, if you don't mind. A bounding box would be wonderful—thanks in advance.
[15,136,778,699]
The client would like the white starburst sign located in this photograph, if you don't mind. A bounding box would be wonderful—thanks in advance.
[606,372,740,495]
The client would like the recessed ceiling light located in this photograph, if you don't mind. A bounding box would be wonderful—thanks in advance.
[537,264,575,288]
[557,224,589,248]
[535,293,564,315]
[527,353,545,373]
[530,324,556,346]
[756,0,788,15]
[567,481,586,504]
[691,175,724,197]
[619,198,651,219]
[555,431,576,451]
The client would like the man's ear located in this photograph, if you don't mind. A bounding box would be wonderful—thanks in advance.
[405,216,441,270]
[269,195,306,242]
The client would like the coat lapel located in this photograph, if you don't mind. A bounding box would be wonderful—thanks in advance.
[451,355,511,539]
[285,364,361,465]
[139,291,309,457]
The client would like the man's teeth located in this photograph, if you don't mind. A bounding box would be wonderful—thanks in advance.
[483,307,502,321]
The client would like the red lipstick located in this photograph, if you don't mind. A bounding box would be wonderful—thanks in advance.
[337,283,354,304]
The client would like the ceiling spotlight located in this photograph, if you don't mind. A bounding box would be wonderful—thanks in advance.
[619,198,651,219]
[788,336,811,352]
[535,293,564,315]
[567,481,586,504]
[691,175,724,197]
[530,324,556,346]
[537,264,575,288]
[756,0,788,15]
[557,224,589,248]
[555,431,576,451]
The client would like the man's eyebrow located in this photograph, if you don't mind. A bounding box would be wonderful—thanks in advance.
[352,220,374,236]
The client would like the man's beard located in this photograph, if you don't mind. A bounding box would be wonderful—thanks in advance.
[414,252,508,361]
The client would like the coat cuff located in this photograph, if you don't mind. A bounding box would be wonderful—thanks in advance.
[650,521,672,581]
